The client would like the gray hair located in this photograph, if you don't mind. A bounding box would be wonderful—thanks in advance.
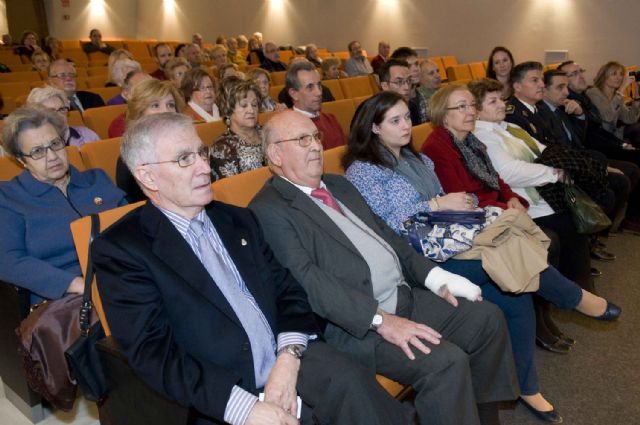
[111,58,142,88]
[120,112,195,172]
[48,59,75,77]
[2,105,65,158]
[285,60,317,91]
[26,86,70,108]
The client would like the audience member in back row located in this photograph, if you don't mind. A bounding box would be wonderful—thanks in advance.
[106,49,135,86]
[185,43,204,69]
[14,30,41,59]
[370,40,391,72]
[379,59,425,125]
[321,57,348,80]
[164,57,191,88]
[27,86,100,148]
[108,72,153,138]
[344,40,373,77]
[278,58,335,107]
[210,78,265,180]
[391,47,428,125]
[0,105,126,304]
[114,79,185,203]
[247,68,286,112]
[82,29,115,55]
[486,46,515,99]
[285,60,346,149]
[150,42,174,80]
[47,60,105,112]
[260,41,287,72]
[418,59,443,109]
[226,37,247,66]
[107,59,142,105]
[305,43,323,67]
[586,61,640,146]
[31,51,50,73]
[181,68,221,122]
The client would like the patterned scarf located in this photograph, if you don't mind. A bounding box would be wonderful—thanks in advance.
[448,129,501,191]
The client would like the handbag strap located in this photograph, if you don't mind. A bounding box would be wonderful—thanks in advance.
[79,213,101,336]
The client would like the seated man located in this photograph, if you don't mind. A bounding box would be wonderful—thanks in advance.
[249,110,519,425]
[184,43,203,69]
[47,59,105,112]
[278,58,335,107]
[391,47,428,125]
[286,61,345,149]
[226,37,247,66]
[418,59,442,114]
[260,42,287,72]
[92,112,408,425]
[371,41,391,72]
[379,59,420,121]
[82,28,115,55]
[344,40,373,76]
[150,42,174,80]
[192,32,204,48]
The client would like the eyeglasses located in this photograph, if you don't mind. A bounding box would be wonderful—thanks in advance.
[446,103,476,113]
[20,138,66,160]
[273,131,324,147]
[50,73,77,80]
[566,68,586,78]
[389,78,412,87]
[141,146,210,168]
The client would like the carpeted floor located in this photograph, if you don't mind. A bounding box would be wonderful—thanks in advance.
[500,231,640,425]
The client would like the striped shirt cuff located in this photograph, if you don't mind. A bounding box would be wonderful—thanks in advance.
[223,386,258,425]
[277,332,309,352]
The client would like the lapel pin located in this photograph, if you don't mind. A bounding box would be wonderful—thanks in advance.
[241,238,248,246]
[94,197,103,205]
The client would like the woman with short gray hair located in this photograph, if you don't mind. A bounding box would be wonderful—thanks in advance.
[0,105,126,303]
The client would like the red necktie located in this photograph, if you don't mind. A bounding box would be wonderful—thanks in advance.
[311,188,343,214]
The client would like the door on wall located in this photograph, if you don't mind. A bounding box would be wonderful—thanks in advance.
[6,0,49,44]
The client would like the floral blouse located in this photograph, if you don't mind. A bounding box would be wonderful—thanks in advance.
[210,128,265,180]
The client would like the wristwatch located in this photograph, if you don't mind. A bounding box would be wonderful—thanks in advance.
[277,344,305,359]
[370,311,384,330]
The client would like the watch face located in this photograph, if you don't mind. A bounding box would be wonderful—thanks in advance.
[373,314,383,327]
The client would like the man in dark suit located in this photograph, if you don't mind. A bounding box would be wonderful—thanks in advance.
[91,113,407,425]
[249,110,519,425]
[48,60,105,112]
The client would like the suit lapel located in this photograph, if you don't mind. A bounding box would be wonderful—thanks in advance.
[140,203,242,326]
[271,176,362,256]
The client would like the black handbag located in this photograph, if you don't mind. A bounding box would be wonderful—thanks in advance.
[65,213,108,402]
[420,210,486,225]
[564,182,612,234]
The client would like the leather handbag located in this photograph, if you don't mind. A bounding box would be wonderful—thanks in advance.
[65,213,108,402]
[15,214,105,411]
[421,210,486,225]
[564,182,611,234]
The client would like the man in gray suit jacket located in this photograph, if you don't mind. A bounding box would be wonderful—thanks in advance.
[249,111,519,425]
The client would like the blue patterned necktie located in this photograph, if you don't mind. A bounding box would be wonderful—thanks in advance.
[189,219,276,388]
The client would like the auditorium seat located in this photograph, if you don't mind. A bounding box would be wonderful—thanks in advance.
[258,110,279,125]
[0,71,41,83]
[83,104,127,139]
[278,50,295,65]
[0,81,31,99]
[87,66,110,77]
[352,95,370,109]
[85,74,109,88]
[323,145,346,175]
[322,79,344,100]
[411,122,434,151]
[270,70,287,86]
[87,51,110,67]
[339,76,374,99]
[446,64,472,81]
[125,41,152,59]
[195,121,227,146]
[269,84,284,101]
[441,55,458,70]
[63,49,89,68]
[212,166,274,207]
[87,87,122,104]
[321,99,356,134]
[469,62,486,79]
[79,137,122,182]
[68,110,85,127]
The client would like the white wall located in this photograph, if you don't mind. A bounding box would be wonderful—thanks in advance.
[0,0,8,36]
[42,0,638,81]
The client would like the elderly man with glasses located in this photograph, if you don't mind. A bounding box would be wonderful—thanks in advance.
[47,59,105,112]
[91,112,409,425]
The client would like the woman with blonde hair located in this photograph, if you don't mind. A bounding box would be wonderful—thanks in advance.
[586,61,640,145]
[106,49,134,86]
[114,78,186,202]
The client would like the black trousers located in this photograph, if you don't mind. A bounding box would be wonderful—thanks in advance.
[534,212,594,292]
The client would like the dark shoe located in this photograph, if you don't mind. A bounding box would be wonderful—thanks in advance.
[535,335,571,354]
[590,246,616,261]
[591,267,602,277]
[557,334,576,347]
[594,301,622,321]
[519,399,563,423]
